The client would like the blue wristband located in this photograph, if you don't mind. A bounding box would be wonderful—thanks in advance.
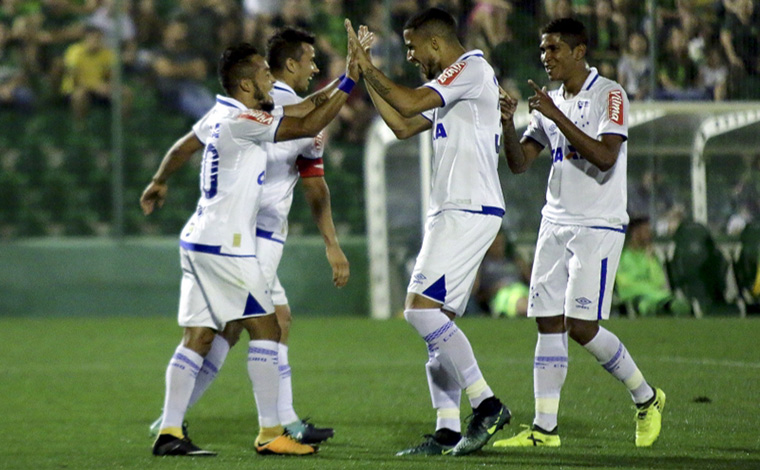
[338,76,355,94]
[338,73,346,81]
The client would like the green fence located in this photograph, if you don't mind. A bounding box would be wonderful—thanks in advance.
[0,236,368,317]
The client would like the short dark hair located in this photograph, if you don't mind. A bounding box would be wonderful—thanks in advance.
[403,7,458,42]
[266,28,316,72]
[218,43,259,95]
[541,17,587,50]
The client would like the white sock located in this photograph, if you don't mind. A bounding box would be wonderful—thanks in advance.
[533,333,568,432]
[247,340,281,428]
[425,351,462,433]
[161,345,203,431]
[583,327,654,405]
[187,335,230,409]
[405,308,493,410]
[277,343,299,425]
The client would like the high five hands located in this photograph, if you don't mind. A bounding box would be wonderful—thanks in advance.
[345,19,374,76]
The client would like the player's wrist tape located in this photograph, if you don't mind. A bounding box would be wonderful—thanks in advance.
[338,76,355,94]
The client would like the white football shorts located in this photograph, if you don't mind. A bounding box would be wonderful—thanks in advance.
[528,218,625,321]
[177,248,275,330]
[408,210,502,316]
[255,235,288,306]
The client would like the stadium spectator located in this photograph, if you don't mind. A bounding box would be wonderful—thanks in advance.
[141,39,358,457]
[628,168,685,237]
[465,0,514,60]
[616,217,692,316]
[546,0,576,20]
[699,45,728,100]
[60,26,132,123]
[469,230,531,318]
[0,23,35,109]
[496,17,665,448]
[169,0,227,66]
[586,0,625,64]
[151,19,215,121]
[348,8,511,456]
[617,31,652,101]
[719,0,760,98]
[87,0,137,68]
[656,26,710,100]
[727,154,760,235]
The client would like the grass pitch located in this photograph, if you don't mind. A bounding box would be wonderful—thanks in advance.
[2,316,758,469]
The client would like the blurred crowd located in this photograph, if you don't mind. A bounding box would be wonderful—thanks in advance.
[2,0,759,121]
[1,0,759,238]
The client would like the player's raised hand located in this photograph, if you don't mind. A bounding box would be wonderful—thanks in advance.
[499,86,518,123]
[357,24,375,55]
[140,180,168,215]
[345,19,371,73]
[326,244,350,288]
[527,79,560,120]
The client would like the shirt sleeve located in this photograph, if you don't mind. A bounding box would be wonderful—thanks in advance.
[234,108,283,143]
[596,84,628,140]
[298,131,325,159]
[522,111,549,148]
[191,109,214,144]
[423,58,484,108]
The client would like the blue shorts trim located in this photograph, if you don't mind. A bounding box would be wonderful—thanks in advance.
[180,240,257,258]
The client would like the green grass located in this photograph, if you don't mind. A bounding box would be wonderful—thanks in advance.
[2,316,759,469]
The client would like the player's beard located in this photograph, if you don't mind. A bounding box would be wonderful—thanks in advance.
[254,84,275,112]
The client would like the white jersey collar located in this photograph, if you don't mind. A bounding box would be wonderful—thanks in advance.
[455,49,485,63]
[558,67,600,99]
[215,95,248,111]
[272,80,298,97]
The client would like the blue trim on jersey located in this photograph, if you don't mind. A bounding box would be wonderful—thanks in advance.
[585,73,600,90]
[460,52,484,61]
[180,240,257,258]
[420,113,433,123]
[273,85,297,96]
[461,206,506,217]
[216,96,242,109]
[599,132,628,142]
[272,116,284,143]
[255,228,285,245]
[597,257,608,319]
[589,225,627,233]
[424,84,447,107]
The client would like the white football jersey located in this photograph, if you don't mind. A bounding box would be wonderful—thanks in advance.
[523,67,629,228]
[255,80,325,243]
[181,95,283,256]
[421,49,505,218]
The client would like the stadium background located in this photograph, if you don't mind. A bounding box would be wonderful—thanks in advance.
[1,0,759,317]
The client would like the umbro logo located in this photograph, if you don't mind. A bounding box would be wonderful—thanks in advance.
[412,273,427,285]
[575,297,592,310]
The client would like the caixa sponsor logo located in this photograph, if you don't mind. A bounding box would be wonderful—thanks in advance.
[608,90,623,125]
[241,110,274,125]
[437,61,467,86]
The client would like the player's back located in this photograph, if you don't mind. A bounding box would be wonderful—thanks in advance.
[181,97,281,255]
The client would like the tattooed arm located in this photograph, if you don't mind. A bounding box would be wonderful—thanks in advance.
[282,78,339,118]
[346,20,442,118]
